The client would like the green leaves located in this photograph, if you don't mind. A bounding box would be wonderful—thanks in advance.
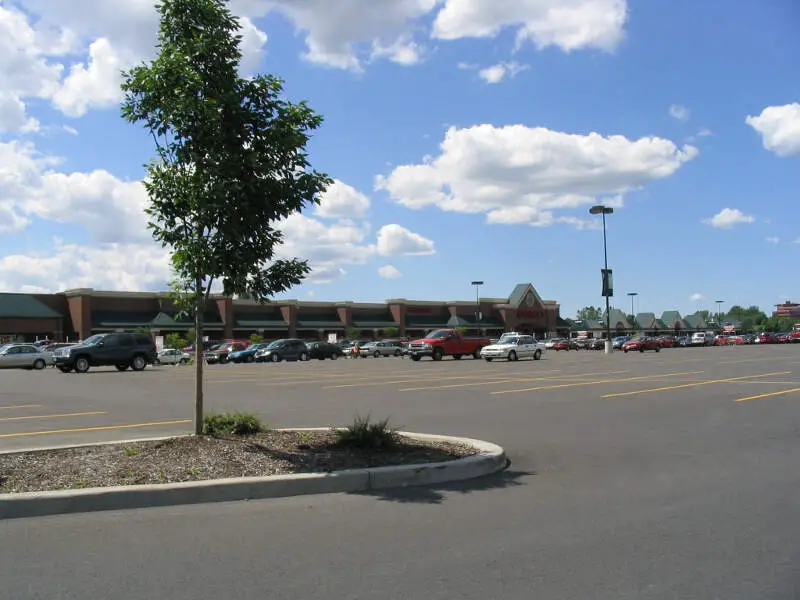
[121,0,330,305]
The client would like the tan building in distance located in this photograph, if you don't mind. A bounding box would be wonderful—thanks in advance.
[0,283,569,343]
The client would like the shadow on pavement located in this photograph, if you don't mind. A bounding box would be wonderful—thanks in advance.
[352,461,533,505]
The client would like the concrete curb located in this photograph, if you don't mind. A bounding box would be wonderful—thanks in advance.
[0,431,506,520]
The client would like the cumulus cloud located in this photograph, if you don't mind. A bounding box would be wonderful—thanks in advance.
[315,180,371,219]
[689,293,705,301]
[478,61,528,84]
[377,265,402,279]
[746,103,800,156]
[376,124,698,226]
[376,224,435,256]
[703,208,755,229]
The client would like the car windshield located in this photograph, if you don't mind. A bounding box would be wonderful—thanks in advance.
[500,337,519,344]
[266,340,285,349]
[81,334,107,346]
[425,330,451,339]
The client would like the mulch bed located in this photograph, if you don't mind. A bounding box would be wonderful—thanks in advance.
[0,430,477,494]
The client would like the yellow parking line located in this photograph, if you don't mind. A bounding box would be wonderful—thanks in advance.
[601,371,792,398]
[328,370,565,390]
[0,404,42,410]
[735,387,800,402]
[0,411,106,422]
[490,371,705,396]
[399,370,629,392]
[0,419,192,439]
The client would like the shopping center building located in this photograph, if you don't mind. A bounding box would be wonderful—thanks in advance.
[0,283,570,343]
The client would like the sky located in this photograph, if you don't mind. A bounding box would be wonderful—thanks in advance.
[0,0,798,321]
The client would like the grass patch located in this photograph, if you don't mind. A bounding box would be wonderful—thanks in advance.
[334,415,398,451]
[202,412,265,436]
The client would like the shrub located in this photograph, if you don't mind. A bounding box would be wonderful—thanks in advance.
[202,412,265,436]
[334,415,397,450]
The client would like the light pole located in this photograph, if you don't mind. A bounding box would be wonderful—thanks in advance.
[471,281,484,323]
[627,292,638,320]
[715,299,724,328]
[590,205,614,354]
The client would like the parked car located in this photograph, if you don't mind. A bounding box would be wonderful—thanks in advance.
[205,342,249,364]
[54,332,157,373]
[621,337,661,353]
[655,336,675,348]
[307,341,344,360]
[589,338,606,350]
[551,339,570,351]
[757,332,779,344]
[254,339,309,362]
[155,348,191,365]
[406,329,492,361]
[359,341,403,358]
[691,332,715,346]
[675,336,691,347]
[228,342,272,363]
[0,343,55,370]
[611,336,630,349]
[480,334,546,362]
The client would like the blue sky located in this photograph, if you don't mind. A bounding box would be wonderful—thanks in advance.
[0,0,798,320]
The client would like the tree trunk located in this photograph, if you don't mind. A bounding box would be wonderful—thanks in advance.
[193,287,205,435]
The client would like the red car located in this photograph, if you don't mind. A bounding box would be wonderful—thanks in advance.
[621,337,661,353]
[757,332,778,344]
[552,340,570,351]
[655,336,674,348]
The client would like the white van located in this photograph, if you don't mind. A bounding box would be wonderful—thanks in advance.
[691,332,713,346]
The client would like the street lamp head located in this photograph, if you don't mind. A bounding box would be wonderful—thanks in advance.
[627,292,638,296]
[589,205,613,215]
[471,281,484,286]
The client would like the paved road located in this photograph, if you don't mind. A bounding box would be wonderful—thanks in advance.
[2,345,800,599]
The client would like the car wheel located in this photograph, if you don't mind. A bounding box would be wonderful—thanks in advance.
[655,346,660,352]
[484,357,493,362]
[246,355,255,363]
[410,355,421,362]
[452,354,462,360]
[394,349,401,357]
[432,348,444,361]
[33,359,46,370]
[115,364,129,371]
[58,366,73,373]
[331,353,338,360]
[131,355,147,371]
[373,350,380,358]
[473,348,482,359]
[639,348,645,353]
[299,352,309,362]
[623,349,628,353]
[154,358,161,365]
[508,350,518,362]
[534,349,542,360]
[74,356,90,373]
[271,354,280,363]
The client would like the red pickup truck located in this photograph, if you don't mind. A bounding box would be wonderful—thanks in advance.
[406,329,492,361]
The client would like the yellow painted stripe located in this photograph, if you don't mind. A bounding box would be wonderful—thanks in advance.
[0,411,106,422]
[735,387,800,402]
[490,371,705,396]
[0,404,42,410]
[601,371,792,398]
[399,370,630,392]
[0,419,192,439]
[328,370,566,390]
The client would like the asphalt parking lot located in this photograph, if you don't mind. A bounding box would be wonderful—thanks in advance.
[1,344,798,452]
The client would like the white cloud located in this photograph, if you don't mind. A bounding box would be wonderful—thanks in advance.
[376,124,698,226]
[668,104,689,122]
[0,92,40,133]
[766,236,780,244]
[370,36,423,66]
[689,293,705,302]
[703,208,755,229]
[377,265,402,279]
[697,128,712,137]
[478,61,528,84]
[376,224,435,256]
[315,180,371,219]
[432,0,628,52]
[745,103,800,156]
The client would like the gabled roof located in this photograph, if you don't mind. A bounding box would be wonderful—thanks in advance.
[660,311,683,327]
[606,308,632,329]
[683,313,707,329]
[0,293,62,319]
[508,283,544,309]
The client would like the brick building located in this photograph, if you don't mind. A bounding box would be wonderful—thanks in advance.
[0,283,568,343]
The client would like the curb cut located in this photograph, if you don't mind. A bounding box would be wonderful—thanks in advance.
[0,431,506,520]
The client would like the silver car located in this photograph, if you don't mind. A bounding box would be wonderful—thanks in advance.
[0,343,55,370]
[359,341,403,358]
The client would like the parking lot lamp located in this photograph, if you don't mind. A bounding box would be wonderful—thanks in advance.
[589,205,614,354]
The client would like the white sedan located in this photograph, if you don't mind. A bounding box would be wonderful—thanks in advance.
[480,335,546,362]
[155,348,191,365]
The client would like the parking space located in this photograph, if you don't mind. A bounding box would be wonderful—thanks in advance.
[0,344,797,451]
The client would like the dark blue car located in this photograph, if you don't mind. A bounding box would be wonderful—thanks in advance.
[228,342,271,363]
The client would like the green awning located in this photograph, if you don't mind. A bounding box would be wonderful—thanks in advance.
[0,294,62,319]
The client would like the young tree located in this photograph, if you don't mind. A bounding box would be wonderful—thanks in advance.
[249,332,264,345]
[121,0,331,434]
[576,306,602,322]
[164,333,188,350]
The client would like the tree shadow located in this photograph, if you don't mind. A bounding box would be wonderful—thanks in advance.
[351,460,534,505]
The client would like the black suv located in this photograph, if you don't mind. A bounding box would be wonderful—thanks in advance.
[55,332,157,373]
